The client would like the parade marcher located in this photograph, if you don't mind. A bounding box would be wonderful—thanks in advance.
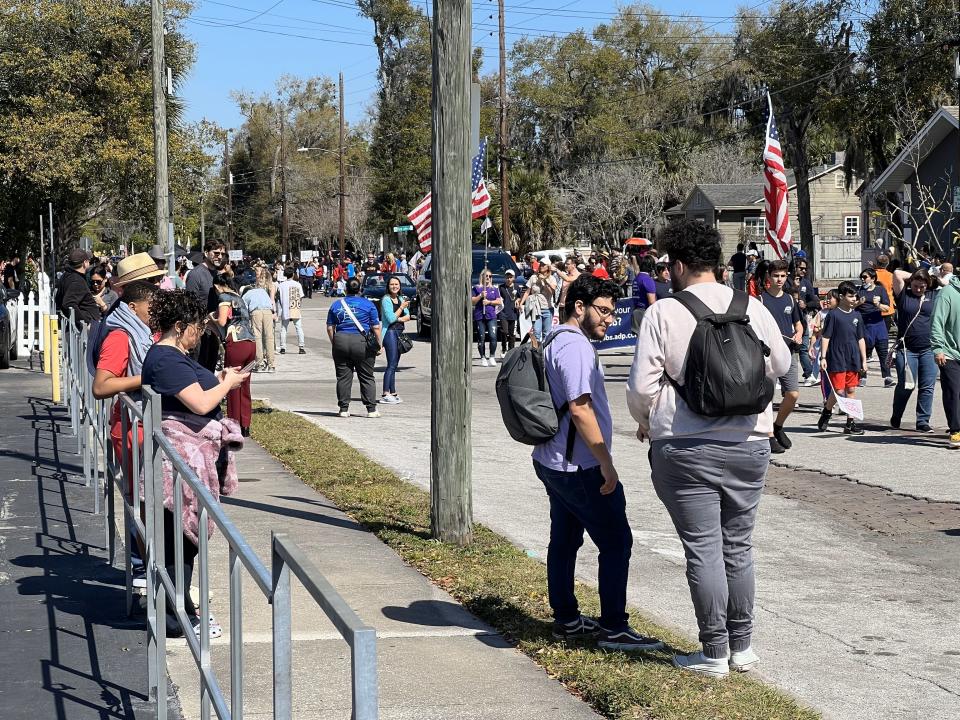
[890,268,939,433]
[857,268,894,387]
[141,289,248,639]
[931,271,960,448]
[326,278,382,418]
[532,274,663,651]
[275,267,305,356]
[521,261,558,343]
[498,270,520,354]
[875,254,897,331]
[817,281,867,435]
[760,259,802,452]
[214,275,257,436]
[627,220,789,677]
[379,275,411,403]
[729,243,748,291]
[472,269,503,366]
[744,248,759,295]
[785,256,819,383]
[631,254,657,311]
[55,249,102,327]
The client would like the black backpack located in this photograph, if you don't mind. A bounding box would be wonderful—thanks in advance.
[495,327,595,461]
[666,290,773,417]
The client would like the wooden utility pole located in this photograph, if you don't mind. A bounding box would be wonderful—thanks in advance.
[279,104,290,259]
[224,131,233,249]
[430,0,473,545]
[339,71,346,259]
[497,0,511,252]
[150,0,171,264]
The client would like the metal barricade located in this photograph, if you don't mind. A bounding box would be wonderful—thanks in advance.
[57,315,378,719]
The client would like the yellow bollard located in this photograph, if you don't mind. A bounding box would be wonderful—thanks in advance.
[42,313,51,375]
[50,318,60,403]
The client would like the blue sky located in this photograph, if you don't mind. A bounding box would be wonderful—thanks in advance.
[181,0,761,132]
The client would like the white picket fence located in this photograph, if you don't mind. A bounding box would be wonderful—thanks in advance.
[15,274,51,358]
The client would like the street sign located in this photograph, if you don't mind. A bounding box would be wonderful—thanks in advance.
[393,224,413,232]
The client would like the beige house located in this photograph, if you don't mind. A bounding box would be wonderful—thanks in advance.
[665,161,863,260]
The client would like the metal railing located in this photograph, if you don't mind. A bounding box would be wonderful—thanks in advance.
[58,310,378,719]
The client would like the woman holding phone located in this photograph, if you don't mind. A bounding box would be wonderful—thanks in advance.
[379,275,411,403]
[214,274,257,436]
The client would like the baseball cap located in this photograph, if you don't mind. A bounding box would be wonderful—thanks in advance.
[67,248,90,267]
[746,249,758,257]
[505,269,515,276]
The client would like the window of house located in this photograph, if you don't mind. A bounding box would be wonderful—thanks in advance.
[834,173,845,189]
[843,215,860,237]
[743,217,767,239]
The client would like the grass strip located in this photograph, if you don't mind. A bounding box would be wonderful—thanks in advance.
[251,405,819,720]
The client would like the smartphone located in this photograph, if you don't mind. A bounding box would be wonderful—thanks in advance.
[239,360,257,374]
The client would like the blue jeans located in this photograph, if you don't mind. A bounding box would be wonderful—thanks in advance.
[892,348,937,425]
[533,460,632,632]
[476,317,497,358]
[798,321,813,378]
[533,309,554,343]
[382,325,400,394]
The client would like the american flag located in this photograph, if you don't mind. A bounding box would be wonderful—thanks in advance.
[408,139,491,254]
[763,94,792,259]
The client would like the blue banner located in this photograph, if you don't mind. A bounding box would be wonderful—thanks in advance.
[590,298,637,351]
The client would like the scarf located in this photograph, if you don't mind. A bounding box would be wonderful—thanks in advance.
[105,300,154,375]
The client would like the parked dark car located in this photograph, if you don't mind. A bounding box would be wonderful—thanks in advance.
[361,272,418,320]
[415,248,524,338]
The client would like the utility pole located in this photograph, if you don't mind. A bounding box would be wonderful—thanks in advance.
[199,192,205,251]
[430,0,473,545]
[339,71,346,260]
[279,103,289,260]
[224,131,233,249]
[497,0,511,252]
[48,203,55,313]
[150,0,171,273]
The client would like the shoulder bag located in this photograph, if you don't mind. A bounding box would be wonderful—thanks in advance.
[340,298,381,354]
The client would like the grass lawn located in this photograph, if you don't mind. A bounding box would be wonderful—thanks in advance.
[251,405,820,720]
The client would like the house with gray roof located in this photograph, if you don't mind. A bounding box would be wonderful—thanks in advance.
[665,160,863,262]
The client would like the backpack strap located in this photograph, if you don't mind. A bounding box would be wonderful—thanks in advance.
[543,326,599,464]
[671,289,716,321]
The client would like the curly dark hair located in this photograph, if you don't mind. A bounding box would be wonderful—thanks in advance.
[563,274,622,317]
[149,289,208,333]
[657,220,722,273]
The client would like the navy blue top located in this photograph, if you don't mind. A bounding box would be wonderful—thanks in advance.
[761,291,802,345]
[896,289,936,352]
[856,284,889,326]
[326,296,381,334]
[142,344,222,420]
[654,279,672,300]
[822,308,864,373]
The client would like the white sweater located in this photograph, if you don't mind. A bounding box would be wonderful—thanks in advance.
[626,282,791,443]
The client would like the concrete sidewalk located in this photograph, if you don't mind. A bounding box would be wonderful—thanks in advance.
[0,365,172,719]
[166,432,600,719]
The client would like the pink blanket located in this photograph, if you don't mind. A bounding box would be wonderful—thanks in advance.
[152,412,243,545]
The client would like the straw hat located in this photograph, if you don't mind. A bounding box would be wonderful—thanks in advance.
[113,252,165,286]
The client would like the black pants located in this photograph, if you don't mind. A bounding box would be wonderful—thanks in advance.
[196,330,221,373]
[162,508,199,635]
[499,316,516,352]
[941,358,960,432]
[300,276,313,299]
[332,332,377,412]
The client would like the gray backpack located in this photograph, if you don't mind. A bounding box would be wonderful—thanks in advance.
[495,327,596,462]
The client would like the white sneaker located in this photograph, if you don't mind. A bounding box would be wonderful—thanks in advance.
[479,357,489,367]
[393,396,403,403]
[338,410,350,418]
[380,395,400,404]
[672,650,729,678]
[802,375,818,387]
[367,410,381,418]
[729,647,760,672]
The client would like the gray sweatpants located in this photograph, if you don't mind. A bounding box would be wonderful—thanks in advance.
[650,438,770,659]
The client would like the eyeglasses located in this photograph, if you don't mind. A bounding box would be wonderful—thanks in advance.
[588,303,614,318]
[90,279,104,286]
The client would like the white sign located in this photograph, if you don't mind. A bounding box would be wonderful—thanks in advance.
[835,396,864,421]
[228,250,243,262]
[300,250,318,262]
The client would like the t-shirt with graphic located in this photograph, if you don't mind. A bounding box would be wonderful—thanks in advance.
[532,327,611,472]
[822,308,864,373]
[761,291,802,346]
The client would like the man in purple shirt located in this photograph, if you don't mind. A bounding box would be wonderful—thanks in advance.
[532,275,664,653]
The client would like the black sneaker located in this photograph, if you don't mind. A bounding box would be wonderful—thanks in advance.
[279,348,286,354]
[916,422,934,433]
[890,416,901,429]
[597,626,664,652]
[552,615,600,640]
[844,420,865,435]
[298,347,306,355]
[817,409,832,432]
[773,424,792,450]
[769,436,786,454]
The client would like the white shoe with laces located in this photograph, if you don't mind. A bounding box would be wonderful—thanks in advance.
[729,647,760,672]
[367,410,381,418]
[338,410,350,418]
[672,650,730,678]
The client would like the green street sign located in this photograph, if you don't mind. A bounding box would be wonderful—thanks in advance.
[393,224,413,232]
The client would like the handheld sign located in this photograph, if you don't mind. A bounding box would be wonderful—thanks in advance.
[825,375,865,420]
[228,250,243,262]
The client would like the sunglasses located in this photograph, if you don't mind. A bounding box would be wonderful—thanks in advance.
[91,279,104,285]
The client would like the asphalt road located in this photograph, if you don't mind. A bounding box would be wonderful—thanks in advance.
[251,296,960,720]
